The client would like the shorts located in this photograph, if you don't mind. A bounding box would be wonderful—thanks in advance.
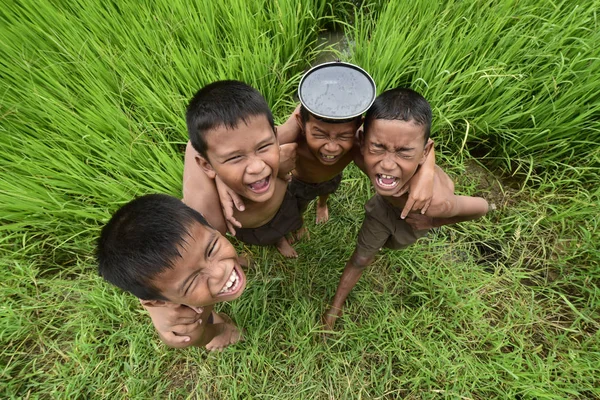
[289,174,343,213]
[234,189,303,246]
[355,194,429,258]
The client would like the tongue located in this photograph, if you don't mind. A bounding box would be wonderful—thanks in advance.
[250,178,268,190]
[380,176,395,185]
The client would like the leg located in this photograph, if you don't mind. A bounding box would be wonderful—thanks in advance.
[315,194,330,224]
[275,236,298,258]
[323,250,375,330]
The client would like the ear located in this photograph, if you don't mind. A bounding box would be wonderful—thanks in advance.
[294,112,305,135]
[419,139,434,165]
[195,155,216,179]
[139,299,169,307]
[358,128,365,155]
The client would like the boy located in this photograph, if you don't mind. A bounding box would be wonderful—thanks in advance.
[222,63,437,238]
[323,88,490,330]
[185,80,302,257]
[97,194,245,350]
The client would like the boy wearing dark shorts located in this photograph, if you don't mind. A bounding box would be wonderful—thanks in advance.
[324,88,490,330]
[184,80,303,257]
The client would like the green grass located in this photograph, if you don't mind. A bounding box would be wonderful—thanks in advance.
[1,0,599,398]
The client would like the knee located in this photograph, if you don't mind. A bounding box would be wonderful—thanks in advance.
[349,252,374,269]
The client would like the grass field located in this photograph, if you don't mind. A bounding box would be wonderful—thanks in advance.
[1,0,599,398]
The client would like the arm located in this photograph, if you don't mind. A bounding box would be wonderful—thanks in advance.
[405,195,489,230]
[182,142,227,235]
[276,104,301,145]
[395,139,436,218]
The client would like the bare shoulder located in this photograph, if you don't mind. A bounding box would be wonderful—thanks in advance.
[181,142,226,233]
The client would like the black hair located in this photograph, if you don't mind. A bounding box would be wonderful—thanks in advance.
[299,104,362,126]
[364,88,431,144]
[97,194,210,301]
[186,80,275,158]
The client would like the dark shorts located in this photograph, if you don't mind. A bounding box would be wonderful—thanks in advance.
[289,174,343,213]
[234,189,303,246]
[355,194,429,258]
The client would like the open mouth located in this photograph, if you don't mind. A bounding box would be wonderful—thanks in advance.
[248,175,271,194]
[375,174,399,189]
[217,265,243,296]
[320,153,340,163]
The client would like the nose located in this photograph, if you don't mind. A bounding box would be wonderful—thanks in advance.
[324,141,340,153]
[246,156,266,175]
[380,153,395,171]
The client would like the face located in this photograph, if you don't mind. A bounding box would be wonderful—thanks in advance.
[198,114,279,203]
[361,119,432,196]
[299,114,359,165]
[151,221,246,307]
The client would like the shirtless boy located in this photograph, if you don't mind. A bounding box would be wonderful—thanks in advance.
[323,88,490,329]
[97,194,245,350]
[185,80,302,257]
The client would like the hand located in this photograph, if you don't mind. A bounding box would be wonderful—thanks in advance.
[395,139,435,219]
[143,301,204,346]
[404,213,436,231]
[277,142,297,182]
[215,175,244,235]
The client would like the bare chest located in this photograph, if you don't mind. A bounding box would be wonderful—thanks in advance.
[293,143,353,183]
[233,178,288,228]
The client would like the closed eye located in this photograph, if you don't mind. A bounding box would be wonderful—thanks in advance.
[224,155,242,163]
[258,143,273,151]
[207,237,218,258]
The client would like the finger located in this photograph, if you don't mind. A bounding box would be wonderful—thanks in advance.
[170,323,201,335]
[165,332,191,344]
[226,221,236,236]
[230,192,245,211]
[187,306,204,314]
[401,198,416,219]
[421,199,432,214]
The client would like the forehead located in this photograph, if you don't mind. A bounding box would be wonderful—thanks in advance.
[306,116,358,135]
[204,114,274,152]
[365,119,426,146]
[157,221,213,280]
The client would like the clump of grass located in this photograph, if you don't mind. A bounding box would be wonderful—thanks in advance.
[347,0,600,184]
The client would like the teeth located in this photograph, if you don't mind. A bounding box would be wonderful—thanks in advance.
[219,270,239,294]
[322,155,336,159]
[380,174,394,179]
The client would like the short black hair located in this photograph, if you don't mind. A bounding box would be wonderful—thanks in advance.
[364,88,431,144]
[97,194,210,301]
[299,104,362,126]
[186,80,275,158]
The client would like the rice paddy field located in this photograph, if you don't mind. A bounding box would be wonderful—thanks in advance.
[1,0,599,398]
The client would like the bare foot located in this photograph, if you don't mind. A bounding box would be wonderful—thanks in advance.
[315,202,329,224]
[276,236,298,258]
[205,313,241,352]
[322,305,342,331]
[289,226,309,244]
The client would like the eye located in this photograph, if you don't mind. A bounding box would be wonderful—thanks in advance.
[185,274,198,296]
[225,155,242,163]
[340,135,354,141]
[258,143,273,152]
[207,237,218,258]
